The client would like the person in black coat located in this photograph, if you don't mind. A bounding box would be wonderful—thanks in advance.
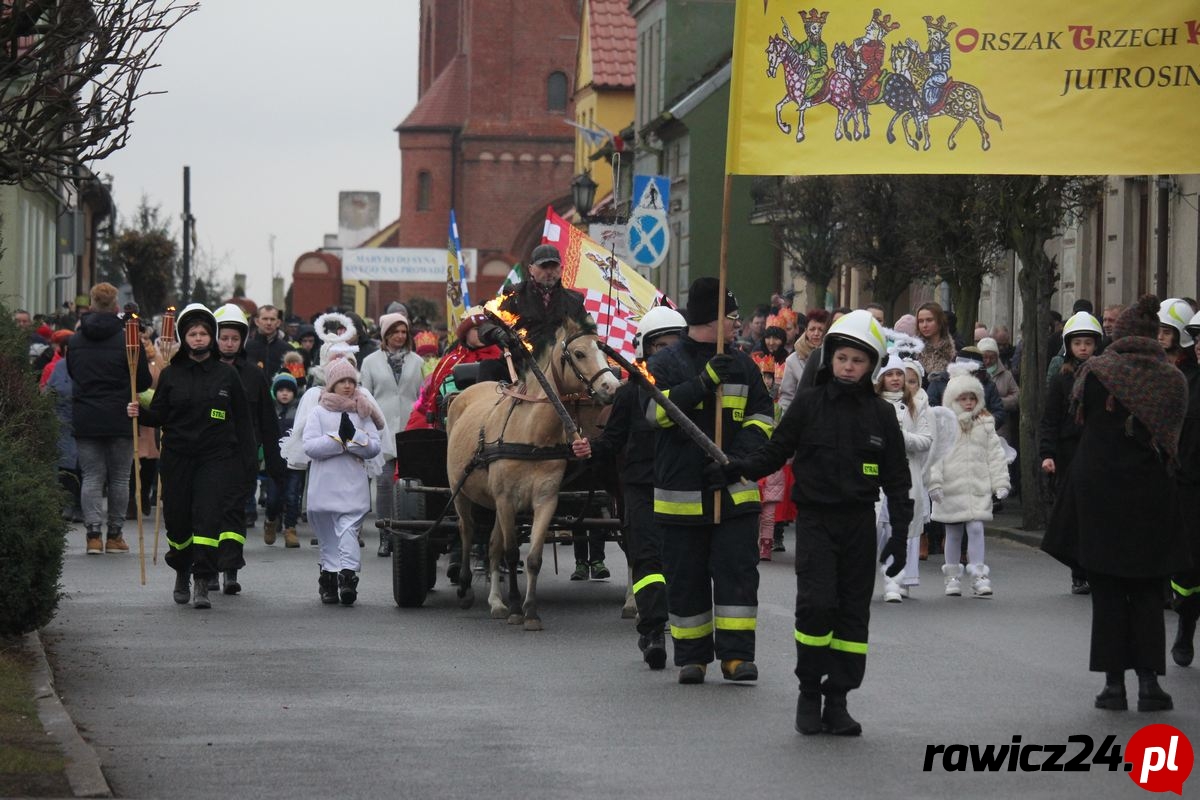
[66,283,152,553]
[1039,311,1103,595]
[1043,297,1189,713]
[1170,309,1200,666]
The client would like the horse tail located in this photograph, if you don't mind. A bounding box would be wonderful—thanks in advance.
[980,94,1002,129]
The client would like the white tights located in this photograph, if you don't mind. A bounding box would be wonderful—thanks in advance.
[943,520,986,566]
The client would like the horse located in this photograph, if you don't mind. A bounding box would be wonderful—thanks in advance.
[892,40,1003,151]
[765,34,857,142]
[444,315,622,630]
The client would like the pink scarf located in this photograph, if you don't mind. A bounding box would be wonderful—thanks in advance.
[319,388,385,430]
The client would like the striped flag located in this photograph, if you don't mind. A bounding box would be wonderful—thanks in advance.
[445,209,470,343]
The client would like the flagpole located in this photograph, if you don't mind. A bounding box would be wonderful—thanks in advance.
[713,173,733,524]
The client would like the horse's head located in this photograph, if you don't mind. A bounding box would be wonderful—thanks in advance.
[549,318,620,405]
[766,35,783,78]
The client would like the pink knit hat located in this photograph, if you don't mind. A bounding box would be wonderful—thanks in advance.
[894,313,917,337]
[325,358,359,390]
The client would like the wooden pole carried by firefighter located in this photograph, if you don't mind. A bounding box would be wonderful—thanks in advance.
[124,315,146,585]
[152,307,175,565]
[712,174,734,523]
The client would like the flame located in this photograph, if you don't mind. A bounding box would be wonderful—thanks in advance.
[634,358,656,385]
[482,298,533,351]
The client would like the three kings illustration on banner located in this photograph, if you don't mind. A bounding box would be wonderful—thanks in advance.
[767,7,1002,151]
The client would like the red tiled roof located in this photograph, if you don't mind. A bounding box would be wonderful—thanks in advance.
[588,0,636,89]
[397,55,468,130]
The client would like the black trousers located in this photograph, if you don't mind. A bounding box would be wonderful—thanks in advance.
[160,449,248,578]
[1088,573,1166,674]
[793,506,876,694]
[625,484,667,637]
[661,513,758,666]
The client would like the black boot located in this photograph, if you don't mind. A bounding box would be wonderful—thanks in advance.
[1172,613,1196,667]
[641,627,667,671]
[1136,669,1173,712]
[377,531,392,558]
[821,693,862,736]
[1094,671,1127,710]
[318,570,339,605]
[795,691,822,735]
[192,574,212,609]
[172,571,191,605]
[206,574,220,591]
[773,523,786,553]
[338,569,359,606]
[222,569,241,595]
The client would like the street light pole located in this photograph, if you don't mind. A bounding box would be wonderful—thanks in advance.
[181,166,192,302]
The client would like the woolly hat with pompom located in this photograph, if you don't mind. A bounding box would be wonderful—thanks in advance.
[944,361,985,417]
[324,358,359,391]
[1112,295,1160,341]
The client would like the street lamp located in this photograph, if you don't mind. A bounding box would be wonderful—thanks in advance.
[571,170,598,220]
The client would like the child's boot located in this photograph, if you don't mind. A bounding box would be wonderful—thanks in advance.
[967,563,992,597]
[942,563,963,596]
[881,565,903,603]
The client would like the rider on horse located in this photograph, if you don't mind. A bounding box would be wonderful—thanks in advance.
[922,14,957,112]
[783,8,831,102]
[850,8,900,105]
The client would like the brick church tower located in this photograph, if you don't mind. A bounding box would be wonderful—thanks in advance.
[373,0,580,319]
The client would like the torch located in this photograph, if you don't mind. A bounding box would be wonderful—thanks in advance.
[595,341,728,465]
[125,315,146,585]
[151,307,175,565]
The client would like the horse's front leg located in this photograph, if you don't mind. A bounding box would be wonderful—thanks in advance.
[521,499,558,631]
[861,105,871,139]
[775,96,791,134]
[453,495,475,609]
[795,104,807,142]
[487,503,511,620]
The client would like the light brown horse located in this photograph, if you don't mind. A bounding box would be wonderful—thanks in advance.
[445,316,621,630]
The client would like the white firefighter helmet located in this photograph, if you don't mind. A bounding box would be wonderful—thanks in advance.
[1062,311,1102,342]
[1159,298,1195,349]
[820,309,889,380]
[634,306,687,359]
[213,303,250,340]
[175,303,217,344]
[1186,309,1200,340]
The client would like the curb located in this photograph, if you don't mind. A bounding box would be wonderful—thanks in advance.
[25,630,113,799]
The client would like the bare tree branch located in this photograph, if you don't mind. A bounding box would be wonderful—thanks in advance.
[0,0,197,191]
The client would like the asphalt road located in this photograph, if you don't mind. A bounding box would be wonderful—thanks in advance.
[44,519,1199,799]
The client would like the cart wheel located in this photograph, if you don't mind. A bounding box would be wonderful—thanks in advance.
[392,478,426,521]
[393,532,430,608]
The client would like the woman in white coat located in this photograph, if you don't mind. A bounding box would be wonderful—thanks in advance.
[874,354,934,602]
[304,359,383,605]
[358,312,424,555]
[927,364,1011,598]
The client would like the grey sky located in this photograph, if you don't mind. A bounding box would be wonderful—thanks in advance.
[101,0,419,309]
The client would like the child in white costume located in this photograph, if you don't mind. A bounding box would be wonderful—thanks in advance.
[874,353,933,601]
[303,359,383,605]
[927,363,1011,598]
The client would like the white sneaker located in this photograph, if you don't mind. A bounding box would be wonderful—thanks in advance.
[883,583,903,603]
[969,564,993,597]
[898,585,912,598]
[942,563,963,597]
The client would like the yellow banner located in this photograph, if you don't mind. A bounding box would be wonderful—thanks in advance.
[728,1,1200,175]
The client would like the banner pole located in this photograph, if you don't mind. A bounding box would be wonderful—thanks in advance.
[713,173,733,524]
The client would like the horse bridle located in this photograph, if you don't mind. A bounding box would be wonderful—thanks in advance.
[558,330,615,398]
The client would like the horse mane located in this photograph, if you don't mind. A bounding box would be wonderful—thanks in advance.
[515,314,597,380]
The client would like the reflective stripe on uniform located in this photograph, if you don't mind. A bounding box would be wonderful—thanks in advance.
[721,383,749,420]
[192,535,220,548]
[670,611,714,640]
[795,629,833,647]
[830,638,869,655]
[1172,581,1199,597]
[743,413,774,437]
[654,488,703,516]
[168,536,192,551]
[728,480,760,506]
[633,573,666,594]
[219,531,246,545]
[649,396,673,428]
[714,604,757,631]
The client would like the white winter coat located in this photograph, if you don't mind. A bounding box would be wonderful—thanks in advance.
[282,382,393,469]
[928,410,1010,523]
[303,404,381,514]
[359,348,424,443]
[877,390,934,538]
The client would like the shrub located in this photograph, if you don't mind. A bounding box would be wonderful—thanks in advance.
[0,305,65,636]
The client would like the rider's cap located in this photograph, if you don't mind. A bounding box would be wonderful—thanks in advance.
[531,244,562,266]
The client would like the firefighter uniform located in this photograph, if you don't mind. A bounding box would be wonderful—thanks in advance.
[644,337,775,670]
[726,310,911,734]
[1171,315,1200,665]
[141,347,257,581]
